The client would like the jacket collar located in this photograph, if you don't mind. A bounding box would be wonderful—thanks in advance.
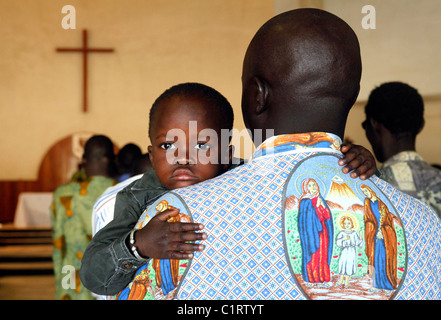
[251,132,343,160]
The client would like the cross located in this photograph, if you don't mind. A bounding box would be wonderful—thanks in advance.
[56,29,114,112]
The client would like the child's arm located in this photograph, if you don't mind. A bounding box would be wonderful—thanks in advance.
[338,143,378,180]
[133,208,207,260]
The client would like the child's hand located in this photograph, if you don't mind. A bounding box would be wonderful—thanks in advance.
[134,208,207,259]
[339,143,377,180]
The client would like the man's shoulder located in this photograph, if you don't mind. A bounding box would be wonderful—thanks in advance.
[90,176,117,186]
[54,181,78,196]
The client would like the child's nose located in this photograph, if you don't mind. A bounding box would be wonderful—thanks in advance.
[175,148,196,165]
[176,158,193,165]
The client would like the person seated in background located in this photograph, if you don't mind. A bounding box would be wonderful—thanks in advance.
[51,135,117,300]
[363,81,441,218]
[115,143,142,182]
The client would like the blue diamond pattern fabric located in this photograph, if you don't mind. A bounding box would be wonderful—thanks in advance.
[126,133,441,300]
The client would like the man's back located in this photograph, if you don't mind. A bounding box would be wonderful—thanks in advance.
[117,133,441,300]
[52,176,116,299]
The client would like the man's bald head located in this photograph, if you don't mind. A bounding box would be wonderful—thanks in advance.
[241,8,362,141]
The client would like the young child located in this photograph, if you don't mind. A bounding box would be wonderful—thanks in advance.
[115,82,379,299]
[132,82,378,262]
[147,82,234,191]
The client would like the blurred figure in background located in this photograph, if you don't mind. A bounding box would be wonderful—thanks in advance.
[363,81,441,218]
[51,135,117,300]
[116,143,142,182]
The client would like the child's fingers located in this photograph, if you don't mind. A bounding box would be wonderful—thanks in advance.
[157,208,206,233]
[341,155,364,174]
[165,228,207,259]
[340,143,352,154]
[358,167,377,180]
[168,249,199,260]
[155,208,181,221]
[339,150,357,165]
[345,160,375,179]
[168,243,206,260]
[169,220,205,233]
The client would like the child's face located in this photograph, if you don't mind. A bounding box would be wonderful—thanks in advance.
[148,95,232,190]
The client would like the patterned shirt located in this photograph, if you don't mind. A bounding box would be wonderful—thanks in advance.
[117,133,440,300]
[92,174,143,236]
[381,151,441,219]
[51,176,116,300]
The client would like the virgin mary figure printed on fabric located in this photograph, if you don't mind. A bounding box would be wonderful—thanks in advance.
[298,178,334,286]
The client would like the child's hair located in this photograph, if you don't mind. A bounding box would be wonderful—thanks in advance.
[340,215,355,230]
[148,82,234,140]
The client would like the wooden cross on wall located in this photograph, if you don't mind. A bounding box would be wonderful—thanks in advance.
[56,29,114,112]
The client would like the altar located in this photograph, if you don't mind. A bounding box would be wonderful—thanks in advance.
[14,192,53,228]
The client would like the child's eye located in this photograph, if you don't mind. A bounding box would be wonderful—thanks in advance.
[195,143,210,150]
[160,143,176,150]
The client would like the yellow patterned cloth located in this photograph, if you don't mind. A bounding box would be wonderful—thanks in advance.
[51,176,116,300]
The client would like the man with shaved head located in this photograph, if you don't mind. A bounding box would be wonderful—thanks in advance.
[241,9,362,141]
[87,9,440,300]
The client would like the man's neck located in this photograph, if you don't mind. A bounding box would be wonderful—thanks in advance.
[384,138,416,161]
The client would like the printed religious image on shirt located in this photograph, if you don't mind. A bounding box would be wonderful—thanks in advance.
[116,196,192,300]
[283,154,407,300]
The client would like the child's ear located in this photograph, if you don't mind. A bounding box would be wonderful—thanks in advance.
[221,145,234,172]
[228,145,234,164]
[147,145,155,169]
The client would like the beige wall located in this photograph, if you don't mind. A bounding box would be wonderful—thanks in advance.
[0,0,273,180]
[2,0,441,180]
[323,0,441,165]
[276,0,441,166]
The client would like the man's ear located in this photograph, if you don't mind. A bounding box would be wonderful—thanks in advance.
[253,76,268,115]
[369,118,384,135]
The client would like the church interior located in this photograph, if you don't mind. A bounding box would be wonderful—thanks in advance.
[1,0,440,300]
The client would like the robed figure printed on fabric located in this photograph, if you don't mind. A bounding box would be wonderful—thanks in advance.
[297,178,334,286]
[283,154,407,300]
[361,184,399,291]
[116,196,192,300]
